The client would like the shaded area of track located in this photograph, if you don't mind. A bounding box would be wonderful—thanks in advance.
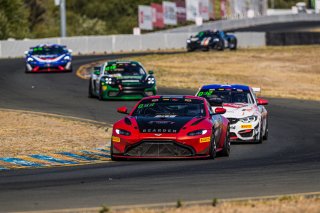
[0,54,319,212]
[232,21,320,32]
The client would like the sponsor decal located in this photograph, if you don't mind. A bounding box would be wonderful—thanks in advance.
[112,136,121,143]
[155,115,176,118]
[241,124,252,129]
[148,120,175,125]
[138,103,155,109]
[102,86,107,91]
[142,129,177,133]
[200,136,211,143]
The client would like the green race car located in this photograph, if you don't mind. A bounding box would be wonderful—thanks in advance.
[88,61,157,100]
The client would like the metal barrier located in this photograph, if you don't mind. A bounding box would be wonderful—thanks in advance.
[0,32,265,58]
[1,14,319,58]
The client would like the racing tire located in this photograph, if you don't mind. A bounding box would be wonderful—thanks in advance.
[256,124,263,144]
[263,120,269,140]
[220,127,231,157]
[209,134,217,159]
[187,46,195,52]
[98,83,104,101]
[229,39,237,51]
[25,66,31,73]
[217,40,225,51]
[88,79,95,98]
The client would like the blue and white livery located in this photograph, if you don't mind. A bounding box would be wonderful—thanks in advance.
[25,44,72,73]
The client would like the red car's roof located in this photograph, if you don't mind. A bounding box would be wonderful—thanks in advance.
[141,95,205,101]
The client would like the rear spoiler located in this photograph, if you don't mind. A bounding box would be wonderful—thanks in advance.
[252,87,261,93]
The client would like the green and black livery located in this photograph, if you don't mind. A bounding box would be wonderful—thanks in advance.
[89,60,157,100]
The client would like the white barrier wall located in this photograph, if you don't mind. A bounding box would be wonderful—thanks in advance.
[0,32,264,58]
[0,14,318,58]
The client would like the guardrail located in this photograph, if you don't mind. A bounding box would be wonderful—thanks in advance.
[1,14,319,58]
[155,14,320,33]
[0,32,265,58]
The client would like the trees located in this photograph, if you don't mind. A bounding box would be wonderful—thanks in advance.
[0,0,29,39]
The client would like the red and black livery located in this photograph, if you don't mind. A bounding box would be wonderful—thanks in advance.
[111,95,230,160]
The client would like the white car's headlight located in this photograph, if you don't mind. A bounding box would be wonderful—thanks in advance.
[240,115,258,123]
[27,57,34,62]
[64,56,70,60]
[187,39,191,43]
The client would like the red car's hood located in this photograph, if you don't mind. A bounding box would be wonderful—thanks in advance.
[135,116,196,134]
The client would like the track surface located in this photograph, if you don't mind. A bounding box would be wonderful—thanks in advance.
[0,54,319,212]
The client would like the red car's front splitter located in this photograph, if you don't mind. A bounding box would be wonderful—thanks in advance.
[111,155,210,160]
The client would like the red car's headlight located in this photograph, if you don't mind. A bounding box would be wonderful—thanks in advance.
[187,130,208,136]
[115,129,131,136]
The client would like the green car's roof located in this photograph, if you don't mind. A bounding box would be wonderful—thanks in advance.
[103,60,141,66]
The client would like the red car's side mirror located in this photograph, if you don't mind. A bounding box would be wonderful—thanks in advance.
[117,106,128,114]
[215,107,226,114]
[257,98,268,105]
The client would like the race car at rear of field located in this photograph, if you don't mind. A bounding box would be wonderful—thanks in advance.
[111,95,230,160]
[25,44,72,73]
[88,61,157,100]
[186,30,237,52]
[196,84,268,143]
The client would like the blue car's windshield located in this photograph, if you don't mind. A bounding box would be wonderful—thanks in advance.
[31,46,66,55]
[197,89,251,103]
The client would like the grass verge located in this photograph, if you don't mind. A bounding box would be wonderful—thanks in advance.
[112,195,320,213]
[126,46,320,101]
[0,109,111,157]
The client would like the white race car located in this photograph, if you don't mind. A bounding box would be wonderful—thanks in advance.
[196,84,268,143]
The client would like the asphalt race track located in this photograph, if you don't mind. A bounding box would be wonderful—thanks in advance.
[0,54,319,212]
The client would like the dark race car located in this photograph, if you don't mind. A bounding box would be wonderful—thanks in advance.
[186,30,237,52]
[111,95,230,160]
[25,44,72,73]
[88,61,157,100]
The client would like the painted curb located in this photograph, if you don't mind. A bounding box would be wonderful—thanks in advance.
[0,147,111,171]
[0,108,113,171]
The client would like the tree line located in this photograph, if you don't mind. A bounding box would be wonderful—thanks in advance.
[0,0,309,40]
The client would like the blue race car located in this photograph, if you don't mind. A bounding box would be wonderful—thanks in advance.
[187,30,237,52]
[25,44,72,73]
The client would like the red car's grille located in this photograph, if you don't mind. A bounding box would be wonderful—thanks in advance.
[125,140,194,157]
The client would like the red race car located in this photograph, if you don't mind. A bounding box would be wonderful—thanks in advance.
[111,95,230,160]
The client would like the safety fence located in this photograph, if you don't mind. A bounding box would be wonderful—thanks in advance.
[0,32,265,58]
[0,14,319,58]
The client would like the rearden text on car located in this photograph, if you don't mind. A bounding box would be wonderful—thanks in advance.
[25,44,72,73]
[111,95,230,160]
[89,61,157,100]
[197,84,268,143]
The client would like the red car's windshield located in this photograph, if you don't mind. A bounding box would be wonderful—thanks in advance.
[132,98,206,117]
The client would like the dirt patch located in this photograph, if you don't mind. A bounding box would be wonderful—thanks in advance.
[0,110,111,157]
[126,46,320,101]
[117,196,320,213]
